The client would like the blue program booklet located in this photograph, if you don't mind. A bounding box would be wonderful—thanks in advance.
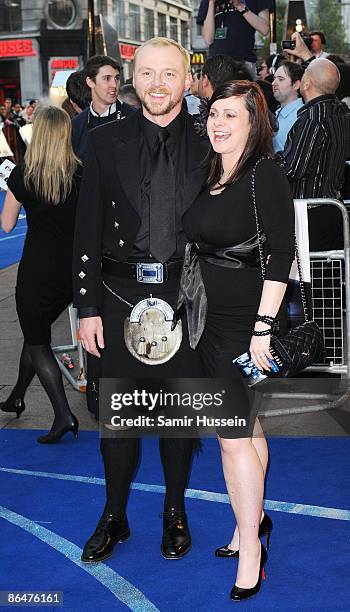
[233,351,281,387]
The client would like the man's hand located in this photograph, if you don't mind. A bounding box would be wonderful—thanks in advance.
[79,316,104,358]
[287,32,313,61]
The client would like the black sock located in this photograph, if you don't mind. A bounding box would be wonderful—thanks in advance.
[160,438,194,512]
[100,437,140,518]
[28,344,73,429]
[7,342,35,402]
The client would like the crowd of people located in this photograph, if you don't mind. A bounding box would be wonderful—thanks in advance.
[0,18,350,603]
[0,99,38,164]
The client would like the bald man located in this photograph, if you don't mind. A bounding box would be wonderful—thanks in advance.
[282,52,350,250]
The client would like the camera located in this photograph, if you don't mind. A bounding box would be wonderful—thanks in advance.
[282,35,313,51]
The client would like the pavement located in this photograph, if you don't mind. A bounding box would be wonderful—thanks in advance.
[0,263,350,438]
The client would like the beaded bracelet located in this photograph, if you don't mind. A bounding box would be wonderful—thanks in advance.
[252,314,280,337]
[251,328,272,337]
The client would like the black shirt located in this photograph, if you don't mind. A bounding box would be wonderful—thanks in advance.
[132,111,187,259]
[183,158,295,283]
[196,0,272,63]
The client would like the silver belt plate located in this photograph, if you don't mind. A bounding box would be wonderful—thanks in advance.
[136,262,164,283]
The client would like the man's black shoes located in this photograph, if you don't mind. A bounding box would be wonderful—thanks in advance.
[161,509,192,559]
[81,513,130,563]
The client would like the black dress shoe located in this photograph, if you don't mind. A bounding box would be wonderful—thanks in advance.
[161,509,191,559]
[215,513,273,558]
[230,543,267,601]
[0,398,26,419]
[81,513,130,563]
[37,415,79,444]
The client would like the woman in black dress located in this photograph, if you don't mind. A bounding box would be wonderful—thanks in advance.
[1,106,80,444]
[180,82,295,600]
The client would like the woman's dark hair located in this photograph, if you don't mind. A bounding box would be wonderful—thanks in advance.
[206,80,274,188]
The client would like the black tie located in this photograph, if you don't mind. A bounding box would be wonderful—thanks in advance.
[150,128,176,263]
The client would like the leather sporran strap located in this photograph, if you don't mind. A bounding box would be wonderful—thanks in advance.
[251,157,310,324]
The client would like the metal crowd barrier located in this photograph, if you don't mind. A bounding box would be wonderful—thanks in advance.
[260,198,350,416]
[53,200,350,414]
[52,305,87,392]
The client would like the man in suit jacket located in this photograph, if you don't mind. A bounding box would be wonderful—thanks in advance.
[72,56,136,421]
[73,38,209,563]
[71,55,135,162]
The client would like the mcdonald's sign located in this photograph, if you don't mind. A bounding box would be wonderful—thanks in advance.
[191,52,206,66]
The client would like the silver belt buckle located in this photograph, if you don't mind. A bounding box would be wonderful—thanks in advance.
[136,262,164,283]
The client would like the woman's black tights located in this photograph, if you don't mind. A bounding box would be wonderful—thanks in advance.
[4,341,74,432]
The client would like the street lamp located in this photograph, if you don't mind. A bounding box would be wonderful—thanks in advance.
[88,0,96,57]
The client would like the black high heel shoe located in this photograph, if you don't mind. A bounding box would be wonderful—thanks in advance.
[215,512,273,558]
[0,398,26,419]
[230,543,267,601]
[37,415,79,444]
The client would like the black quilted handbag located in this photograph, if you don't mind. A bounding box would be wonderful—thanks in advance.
[251,159,325,377]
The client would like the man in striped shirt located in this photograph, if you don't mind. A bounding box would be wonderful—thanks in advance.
[282,35,350,250]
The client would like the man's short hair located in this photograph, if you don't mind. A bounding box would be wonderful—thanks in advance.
[310,31,326,45]
[119,84,140,107]
[202,55,252,90]
[134,37,190,74]
[66,70,91,110]
[278,61,304,85]
[84,55,121,81]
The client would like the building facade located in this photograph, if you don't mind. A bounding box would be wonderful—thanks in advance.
[0,0,89,104]
[103,0,193,79]
[0,0,193,103]
[190,0,207,69]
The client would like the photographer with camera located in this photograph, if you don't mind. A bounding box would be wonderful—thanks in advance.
[197,0,272,77]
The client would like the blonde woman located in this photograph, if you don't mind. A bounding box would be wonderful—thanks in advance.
[1,106,81,443]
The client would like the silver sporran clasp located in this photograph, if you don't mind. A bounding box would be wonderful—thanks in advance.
[124,296,182,365]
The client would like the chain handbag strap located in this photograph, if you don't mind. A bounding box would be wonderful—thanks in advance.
[251,157,310,324]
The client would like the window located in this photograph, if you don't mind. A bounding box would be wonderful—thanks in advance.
[115,0,126,38]
[181,21,188,49]
[47,0,77,28]
[144,8,154,40]
[98,0,108,15]
[129,3,141,40]
[158,13,167,38]
[0,0,22,32]
[170,17,178,42]
[196,23,202,36]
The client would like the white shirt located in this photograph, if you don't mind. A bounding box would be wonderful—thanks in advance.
[315,50,329,59]
[89,102,119,117]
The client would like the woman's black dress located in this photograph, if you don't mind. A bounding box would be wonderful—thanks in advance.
[182,158,295,435]
[7,166,80,345]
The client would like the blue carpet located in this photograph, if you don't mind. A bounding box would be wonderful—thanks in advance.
[0,191,27,270]
[0,432,349,611]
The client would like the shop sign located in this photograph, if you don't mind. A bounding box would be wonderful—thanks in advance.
[0,39,36,58]
[49,57,80,83]
[191,52,206,65]
[120,43,138,60]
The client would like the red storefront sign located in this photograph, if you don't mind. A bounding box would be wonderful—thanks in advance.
[119,43,138,60]
[0,39,36,58]
[49,57,80,83]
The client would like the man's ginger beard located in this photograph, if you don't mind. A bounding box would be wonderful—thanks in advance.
[138,87,184,116]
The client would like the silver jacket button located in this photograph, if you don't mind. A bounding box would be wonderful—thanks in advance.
[112,201,116,208]
[119,239,124,247]
[114,222,119,229]
[80,288,87,295]
[81,254,89,262]
[79,271,86,279]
